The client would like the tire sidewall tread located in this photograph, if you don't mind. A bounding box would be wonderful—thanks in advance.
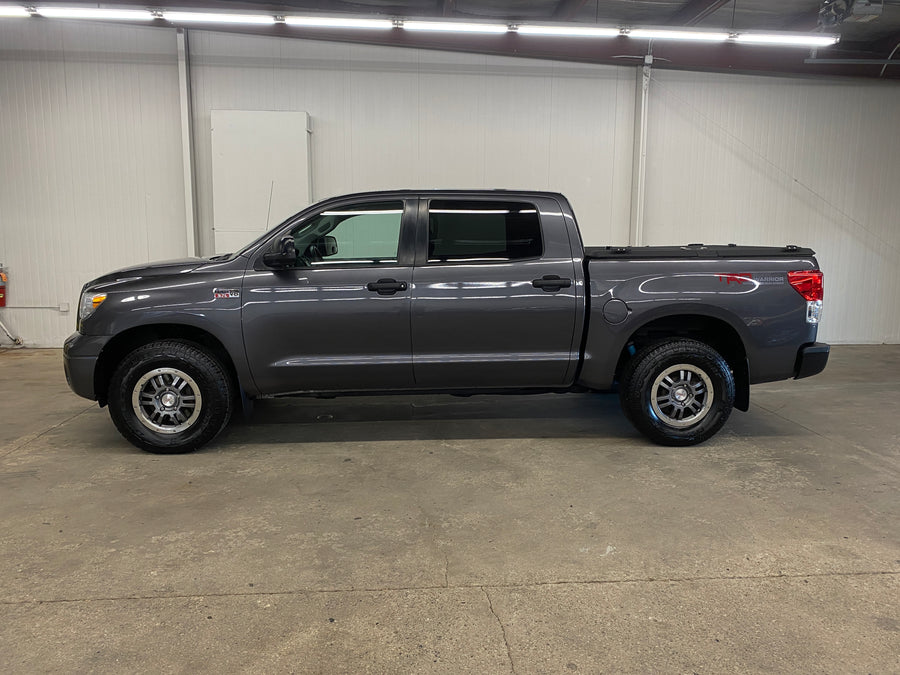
[108,339,234,454]
[620,338,735,446]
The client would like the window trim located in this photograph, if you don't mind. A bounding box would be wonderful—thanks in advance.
[419,197,545,267]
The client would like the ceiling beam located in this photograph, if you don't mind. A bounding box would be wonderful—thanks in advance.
[23,1,899,80]
[552,0,589,21]
[30,0,419,16]
[665,0,732,26]
[99,19,893,80]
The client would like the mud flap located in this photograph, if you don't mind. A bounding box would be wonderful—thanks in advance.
[734,357,750,412]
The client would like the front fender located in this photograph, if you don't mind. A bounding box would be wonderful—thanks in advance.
[80,262,256,397]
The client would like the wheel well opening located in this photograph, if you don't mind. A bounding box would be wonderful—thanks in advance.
[94,325,240,406]
[615,315,748,396]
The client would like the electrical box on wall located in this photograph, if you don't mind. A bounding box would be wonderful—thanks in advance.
[848,0,884,22]
[820,0,883,26]
[210,110,312,254]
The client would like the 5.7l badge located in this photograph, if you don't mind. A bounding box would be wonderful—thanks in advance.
[213,288,240,299]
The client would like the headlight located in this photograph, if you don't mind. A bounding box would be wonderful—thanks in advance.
[78,290,107,329]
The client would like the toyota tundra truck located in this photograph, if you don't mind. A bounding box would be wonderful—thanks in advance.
[63,190,829,453]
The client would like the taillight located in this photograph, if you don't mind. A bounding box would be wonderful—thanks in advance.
[788,270,823,301]
[789,270,824,324]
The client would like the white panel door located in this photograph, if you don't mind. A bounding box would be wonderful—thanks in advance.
[211,110,310,253]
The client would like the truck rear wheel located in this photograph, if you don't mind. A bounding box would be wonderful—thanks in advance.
[620,339,734,446]
[107,340,234,454]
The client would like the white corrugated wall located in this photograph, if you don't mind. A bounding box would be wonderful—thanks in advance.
[0,20,186,347]
[187,33,635,256]
[1,21,897,346]
[644,70,900,344]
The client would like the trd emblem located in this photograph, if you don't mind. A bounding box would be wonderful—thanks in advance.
[213,288,240,299]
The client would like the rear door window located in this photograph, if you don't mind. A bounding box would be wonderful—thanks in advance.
[427,200,542,263]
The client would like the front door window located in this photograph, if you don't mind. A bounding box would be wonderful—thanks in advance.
[287,201,404,267]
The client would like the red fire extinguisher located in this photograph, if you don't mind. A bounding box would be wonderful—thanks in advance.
[0,264,20,344]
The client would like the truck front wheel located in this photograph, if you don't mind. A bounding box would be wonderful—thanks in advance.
[107,340,234,454]
[620,339,735,446]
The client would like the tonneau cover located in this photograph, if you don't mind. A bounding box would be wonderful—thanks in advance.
[585,244,816,259]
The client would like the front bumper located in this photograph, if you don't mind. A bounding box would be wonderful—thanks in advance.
[794,342,830,379]
[63,332,110,400]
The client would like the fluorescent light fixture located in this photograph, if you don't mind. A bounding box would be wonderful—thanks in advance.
[629,28,730,41]
[517,24,620,37]
[403,20,508,34]
[0,6,30,17]
[734,33,839,47]
[36,7,153,20]
[163,11,275,25]
[284,16,394,29]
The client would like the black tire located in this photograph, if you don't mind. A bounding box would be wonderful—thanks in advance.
[107,340,234,454]
[619,339,734,446]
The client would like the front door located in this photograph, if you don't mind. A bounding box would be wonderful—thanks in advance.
[410,196,579,389]
[242,198,416,395]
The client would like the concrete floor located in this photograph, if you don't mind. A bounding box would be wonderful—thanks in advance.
[0,346,898,673]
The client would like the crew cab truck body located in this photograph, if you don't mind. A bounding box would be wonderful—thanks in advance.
[64,190,829,453]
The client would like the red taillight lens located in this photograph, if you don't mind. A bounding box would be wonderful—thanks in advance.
[788,270,824,301]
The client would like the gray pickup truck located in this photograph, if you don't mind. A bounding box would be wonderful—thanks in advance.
[64,190,828,453]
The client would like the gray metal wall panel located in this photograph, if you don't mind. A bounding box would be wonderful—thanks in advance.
[0,20,186,347]
[644,70,900,344]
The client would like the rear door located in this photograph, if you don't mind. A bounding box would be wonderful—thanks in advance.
[242,198,417,394]
[410,195,579,389]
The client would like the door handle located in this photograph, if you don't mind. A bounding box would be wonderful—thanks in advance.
[532,275,572,292]
[366,278,408,295]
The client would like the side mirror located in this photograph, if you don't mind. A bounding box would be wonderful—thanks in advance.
[263,236,297,268]
[320,236,338,257]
